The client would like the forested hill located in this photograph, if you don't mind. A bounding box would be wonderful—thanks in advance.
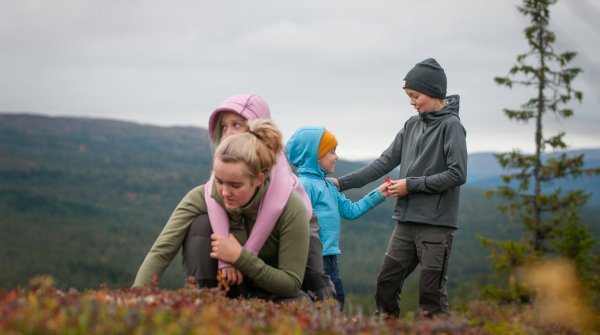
[0,113,214,289]
[0,113,369,291]
[1,113,599,312]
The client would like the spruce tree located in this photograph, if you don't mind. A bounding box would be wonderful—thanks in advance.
[481,0,600,300]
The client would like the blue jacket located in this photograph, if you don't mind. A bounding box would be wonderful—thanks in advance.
[286,126,385,256]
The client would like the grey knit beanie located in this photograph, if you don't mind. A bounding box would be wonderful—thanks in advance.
[403,58,447,99]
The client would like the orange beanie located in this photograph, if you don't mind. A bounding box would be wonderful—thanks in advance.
[318,129,338,158]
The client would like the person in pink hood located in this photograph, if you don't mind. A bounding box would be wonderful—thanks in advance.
[205,94,313,263]
[133,94,335,302]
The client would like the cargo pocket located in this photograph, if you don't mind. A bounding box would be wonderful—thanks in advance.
[419,239,448,315]
[421,240,445,271]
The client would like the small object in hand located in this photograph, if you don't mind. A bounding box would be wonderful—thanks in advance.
[384,177,392,183]
[217,270,229,292]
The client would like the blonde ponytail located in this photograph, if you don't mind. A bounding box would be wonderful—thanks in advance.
[214,119,283,179]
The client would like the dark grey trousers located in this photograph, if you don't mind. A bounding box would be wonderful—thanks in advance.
[181,214,219,288]
[375,222,454,318]
[181,213,333,303]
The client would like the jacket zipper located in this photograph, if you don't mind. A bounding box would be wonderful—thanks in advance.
[241,214,250,240]
[401,119,427,221]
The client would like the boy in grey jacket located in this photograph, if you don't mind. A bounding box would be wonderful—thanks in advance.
[331,58,467,318]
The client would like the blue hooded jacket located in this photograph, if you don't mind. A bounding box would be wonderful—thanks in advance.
[286,126,385,256]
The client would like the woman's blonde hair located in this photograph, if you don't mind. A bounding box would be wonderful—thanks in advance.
[214,119,283,179]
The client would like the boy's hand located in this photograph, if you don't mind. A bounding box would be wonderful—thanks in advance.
[387,178,408,197]
[328,177,340,190]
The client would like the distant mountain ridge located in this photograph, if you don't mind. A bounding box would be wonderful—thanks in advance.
[466,149,600,182]
[3,112,598,185]
[465,150,600,206]
[340,142,600,205]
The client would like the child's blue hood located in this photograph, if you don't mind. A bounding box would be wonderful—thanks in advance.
[286,126,327,178]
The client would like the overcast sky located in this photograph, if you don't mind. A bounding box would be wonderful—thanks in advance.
[1,0,598,160]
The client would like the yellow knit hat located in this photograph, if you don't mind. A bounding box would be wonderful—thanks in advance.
[318,129,338,158]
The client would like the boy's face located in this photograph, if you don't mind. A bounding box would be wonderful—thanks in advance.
[404,88,444,113]
[318,147,338,174]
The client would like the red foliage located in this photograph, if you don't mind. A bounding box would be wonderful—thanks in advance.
[1,276,594,334]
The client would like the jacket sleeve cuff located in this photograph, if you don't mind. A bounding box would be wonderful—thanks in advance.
[367,188,385,205]
[406,176,426,193]
[337,176,350,192]
[233,248,257,276]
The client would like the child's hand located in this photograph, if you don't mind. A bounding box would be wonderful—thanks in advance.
[378,177,393,197]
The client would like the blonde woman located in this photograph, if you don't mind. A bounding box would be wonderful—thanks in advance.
[134,120,310,301]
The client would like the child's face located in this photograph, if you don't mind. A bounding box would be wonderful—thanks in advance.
[318,147,338,174]
[213,159,264,210]
[219,112,249,139]
[404,88,444,113]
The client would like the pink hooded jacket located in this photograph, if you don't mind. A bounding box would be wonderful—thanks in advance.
[206,94,313,269]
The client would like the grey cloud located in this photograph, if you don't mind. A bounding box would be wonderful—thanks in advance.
[0,0,598,160]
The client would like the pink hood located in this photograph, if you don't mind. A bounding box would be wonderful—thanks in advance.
[208,94,271,139]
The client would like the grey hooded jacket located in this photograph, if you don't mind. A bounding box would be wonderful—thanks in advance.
[338,95,467,228]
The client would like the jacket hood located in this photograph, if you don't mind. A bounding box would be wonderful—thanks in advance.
[286,126,327,178]
[420,94,460,125]
[208,94,271,138]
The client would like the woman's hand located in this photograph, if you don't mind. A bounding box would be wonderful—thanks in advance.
[210,233,243,264]
[217,266,244,292]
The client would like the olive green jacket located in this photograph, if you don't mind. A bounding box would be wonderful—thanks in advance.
[133,180,310,297]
